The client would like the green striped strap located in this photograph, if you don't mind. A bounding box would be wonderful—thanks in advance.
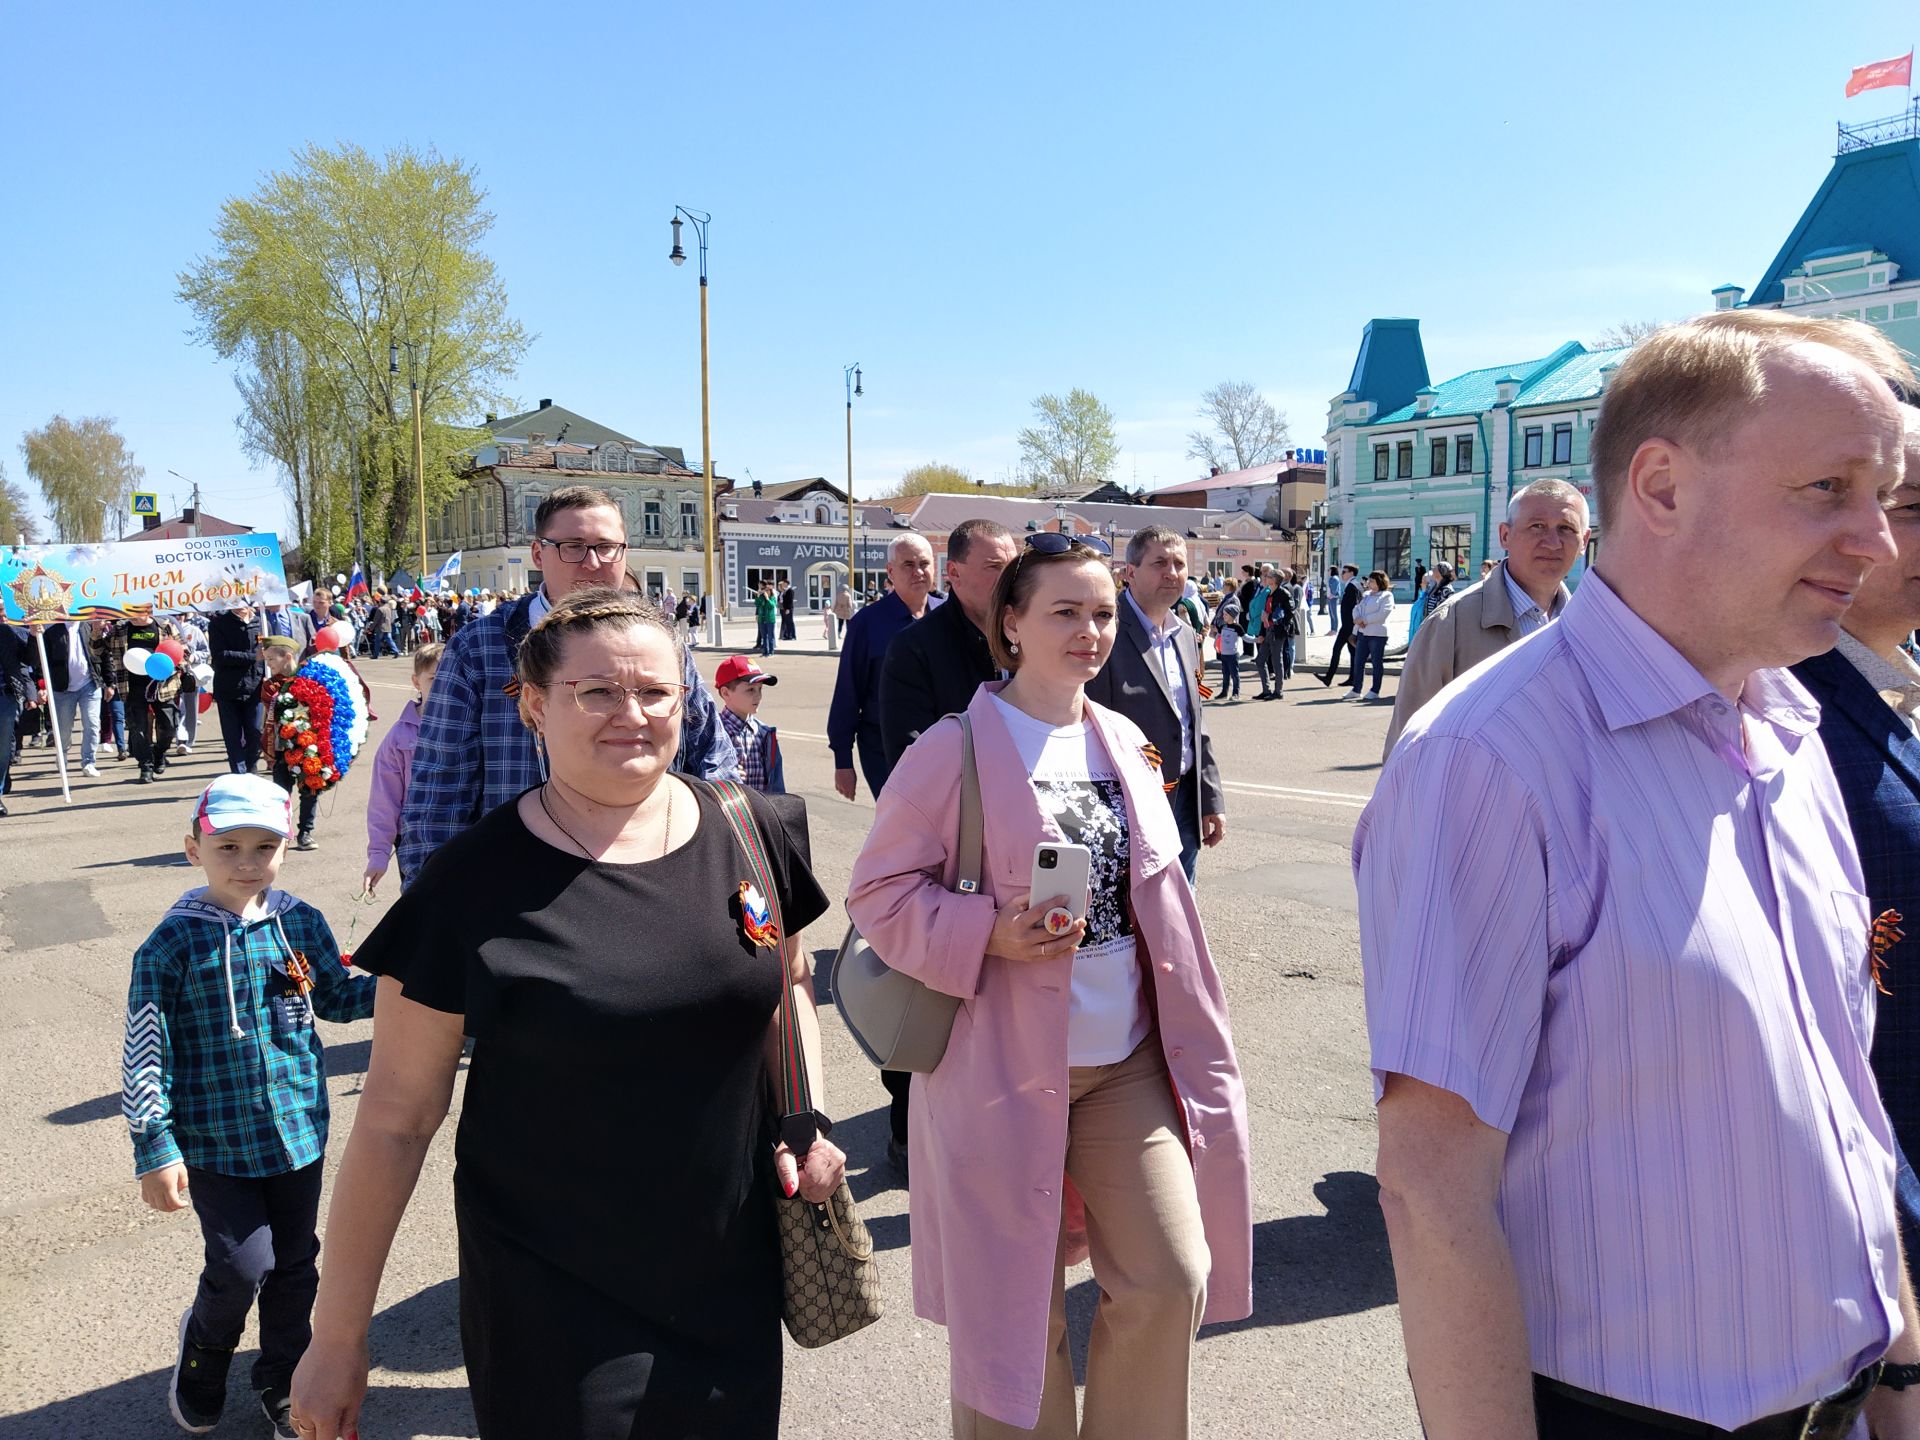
[711,782,815,1145]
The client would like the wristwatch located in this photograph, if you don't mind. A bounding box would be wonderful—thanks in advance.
[1879,1362,1920,1391]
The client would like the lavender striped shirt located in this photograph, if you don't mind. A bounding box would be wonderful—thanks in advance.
[1355,571,1901,1428]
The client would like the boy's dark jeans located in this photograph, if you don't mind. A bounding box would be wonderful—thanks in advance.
[271,758,319,834]
[184,1161,324,1390]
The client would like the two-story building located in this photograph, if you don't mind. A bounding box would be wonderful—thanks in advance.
[1147,454,1327,572]
[425,400,721,599]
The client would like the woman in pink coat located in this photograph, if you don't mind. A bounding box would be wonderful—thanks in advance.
[847,534,1251,1439]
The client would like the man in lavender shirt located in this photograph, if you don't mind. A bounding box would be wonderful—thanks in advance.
[1356,312,1920,1438]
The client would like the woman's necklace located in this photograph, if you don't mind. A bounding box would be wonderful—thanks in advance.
[538,780,674,860]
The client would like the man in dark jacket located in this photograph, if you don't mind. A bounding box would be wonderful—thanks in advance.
[879,519,1017,772]
[777,578,797,641]
[1319,564,1361,687]
[208,605,265,774]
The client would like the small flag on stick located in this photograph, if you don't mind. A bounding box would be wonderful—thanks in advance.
[1846,50,1913,98]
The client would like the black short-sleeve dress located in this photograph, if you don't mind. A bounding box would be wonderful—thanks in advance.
[353,781,829,1440]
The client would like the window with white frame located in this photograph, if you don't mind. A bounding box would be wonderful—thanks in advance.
[1455,436,1474,474]
[644,500,663,538]
[1523,427,1544,468]
[1372,527,1411,581]
[1374,446,1390,482]
[1552,423,1573,466]
[680,500,699,538]
[1430,438,1448,477]
[1430,523,1472,574]
[1396,441,1413,479]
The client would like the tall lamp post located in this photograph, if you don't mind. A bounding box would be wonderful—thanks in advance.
[670,207,723,647]
[389,341,429,583]
[844,363,862,608]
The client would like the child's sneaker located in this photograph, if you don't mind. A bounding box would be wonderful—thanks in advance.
[168,1310,229,1433]
[295,830,317,852]
[258,1385,298,1439]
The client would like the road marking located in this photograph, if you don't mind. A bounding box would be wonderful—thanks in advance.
[778,729,1367,807]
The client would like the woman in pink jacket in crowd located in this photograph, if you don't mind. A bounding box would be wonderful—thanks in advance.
[360,642,441,895]
[847,534,1252,1439]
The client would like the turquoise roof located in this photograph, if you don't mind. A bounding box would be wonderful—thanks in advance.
[1748,137,1920,305]
[1346,319,1431,418]
[1367,342,1632,426]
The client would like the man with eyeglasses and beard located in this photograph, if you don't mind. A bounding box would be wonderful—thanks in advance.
[400,486,739,887]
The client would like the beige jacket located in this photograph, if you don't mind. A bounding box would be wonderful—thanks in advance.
[1382,561,1570,757]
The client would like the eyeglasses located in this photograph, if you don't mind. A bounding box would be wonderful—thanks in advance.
[554,678,690,718]
[1023,532,1112,557]
[538,538,629,564]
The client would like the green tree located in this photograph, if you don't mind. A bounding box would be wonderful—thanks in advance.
[1018,389,1120,491]
[21,415,143,542]
[0,459,40,544]
[1186,380,1290,472]
[179,142,531,576]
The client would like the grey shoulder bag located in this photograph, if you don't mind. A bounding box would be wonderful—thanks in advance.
[834,713,984,1073]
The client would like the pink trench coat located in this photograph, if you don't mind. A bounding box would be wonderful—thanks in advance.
[846,684,1253,1428]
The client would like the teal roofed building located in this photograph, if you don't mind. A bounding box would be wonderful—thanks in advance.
[1320,320,1623,597]
[1712,101,1920,358]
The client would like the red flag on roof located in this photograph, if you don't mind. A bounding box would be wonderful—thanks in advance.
[1846,51,1913,98]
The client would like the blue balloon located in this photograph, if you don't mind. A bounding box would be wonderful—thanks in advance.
[144,652,177,682]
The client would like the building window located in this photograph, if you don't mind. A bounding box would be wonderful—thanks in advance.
[521,494,540,536]
[644,500,662,538]
[1430,523,1472,575]
[1374,446,1390,482]
[1396,441,1413,479]
[1372,527,1412,582]
[1552,423,1573,466]
[1523,427,1544,468]
[682,569,701,597]
[1430,438,1448,477]
[745,566,790,596]
[680,500,699,539]
[1455,436,1473,474]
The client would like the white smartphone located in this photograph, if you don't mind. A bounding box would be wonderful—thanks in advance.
[1029,842,1094,938]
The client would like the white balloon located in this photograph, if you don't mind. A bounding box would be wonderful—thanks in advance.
[124,647,153,670]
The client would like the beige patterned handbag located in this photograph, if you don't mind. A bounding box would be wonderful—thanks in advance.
[713,782,883,1348]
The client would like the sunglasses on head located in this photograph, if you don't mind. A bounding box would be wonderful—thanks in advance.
[1023,531,1113,557]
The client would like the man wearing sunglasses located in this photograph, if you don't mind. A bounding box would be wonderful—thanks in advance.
[399,485,739,885]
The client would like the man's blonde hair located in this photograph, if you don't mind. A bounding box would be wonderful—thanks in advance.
[1590,311,1915,530]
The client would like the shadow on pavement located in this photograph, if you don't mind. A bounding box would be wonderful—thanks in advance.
[45,1092,121,1125]
[1058,1170,1395,1380]
[77,851,192,868]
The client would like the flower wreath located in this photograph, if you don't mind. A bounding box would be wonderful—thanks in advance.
[271,653,370,794]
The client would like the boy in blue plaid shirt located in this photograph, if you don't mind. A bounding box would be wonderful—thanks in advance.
[713,654,786,793]
[122,773,374,1436]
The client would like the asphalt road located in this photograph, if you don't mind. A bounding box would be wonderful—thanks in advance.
[0,626,1416,1439]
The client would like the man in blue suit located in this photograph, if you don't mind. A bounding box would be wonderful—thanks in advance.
[1794,404,1920,1268]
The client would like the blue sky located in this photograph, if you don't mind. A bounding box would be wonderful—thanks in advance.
[2,0,1914,536]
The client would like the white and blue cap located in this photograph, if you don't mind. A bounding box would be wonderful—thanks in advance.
[193,774,294,838]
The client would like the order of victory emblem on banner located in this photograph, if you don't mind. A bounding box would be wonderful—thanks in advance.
[0,534,291,623]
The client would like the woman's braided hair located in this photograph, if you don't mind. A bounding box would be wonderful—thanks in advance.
[515,586,684,731]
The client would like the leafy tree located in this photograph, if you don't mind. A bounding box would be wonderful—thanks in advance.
[1591,320,1664,349]
[21,416,143,542]
[179,143,530,575]
[0,459,40,544]
[1186,380,1290,473]
[1018,389,1119,491]
[891,462,1033,498]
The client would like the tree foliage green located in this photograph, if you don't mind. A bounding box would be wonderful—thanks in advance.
[21,416,143,542]
[891,462,1033,498]
[0,459,40,544]
[178,143,531,577]
[1018,389,1120,491]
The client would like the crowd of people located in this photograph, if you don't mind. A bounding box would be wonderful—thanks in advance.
[71,308,1920,1440]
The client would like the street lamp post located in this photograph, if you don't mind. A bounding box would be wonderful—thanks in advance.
[390,341,430,585]
[166,469,201,538]
[670,207,724,647]
[1054,500,1068,534]
[844,363,862,609]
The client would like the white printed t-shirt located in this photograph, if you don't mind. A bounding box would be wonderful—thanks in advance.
[991,695,1150,1066]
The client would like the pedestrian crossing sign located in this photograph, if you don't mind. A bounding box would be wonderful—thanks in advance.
[131,492,159,516]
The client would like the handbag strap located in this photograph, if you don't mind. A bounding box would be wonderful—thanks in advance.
[711,781,818,1151]
[956,713,984,895]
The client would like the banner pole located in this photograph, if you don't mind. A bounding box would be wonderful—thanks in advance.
[31,629,73,805]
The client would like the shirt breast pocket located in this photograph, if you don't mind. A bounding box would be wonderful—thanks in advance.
[268,992,313,1036]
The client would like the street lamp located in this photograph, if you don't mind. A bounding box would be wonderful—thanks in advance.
[668,206,722,646]
[167,470,201,537]
[391,340,429,585]
[1053,500,1068,534]
[844,363,862,610]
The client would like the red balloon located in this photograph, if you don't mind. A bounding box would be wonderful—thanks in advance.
[312,630,341,652]
[198,693,215,714]
[157,637,186,663]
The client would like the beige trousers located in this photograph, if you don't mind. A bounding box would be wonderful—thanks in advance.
[951,1036,1211,1440]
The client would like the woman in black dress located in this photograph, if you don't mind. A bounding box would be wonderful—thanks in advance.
[290,588,844,1440]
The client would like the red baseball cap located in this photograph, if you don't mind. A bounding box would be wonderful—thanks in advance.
[714,656,778,688]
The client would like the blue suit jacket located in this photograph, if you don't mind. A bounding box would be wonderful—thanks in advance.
[1793,647,1920,1153]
